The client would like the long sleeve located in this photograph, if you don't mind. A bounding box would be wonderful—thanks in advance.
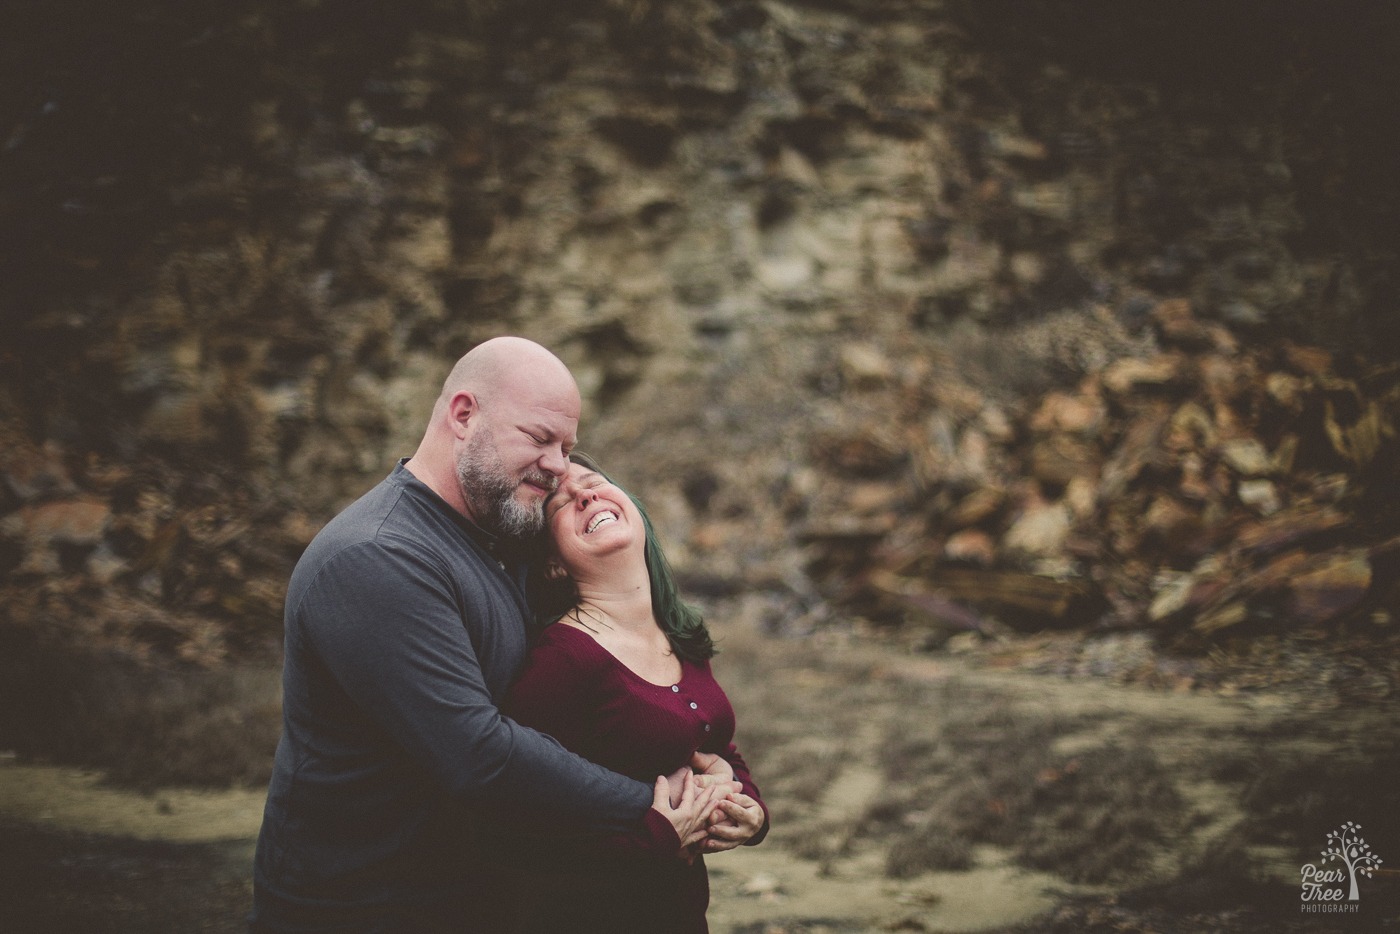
[715,740,771,847]
[293,537,653,832]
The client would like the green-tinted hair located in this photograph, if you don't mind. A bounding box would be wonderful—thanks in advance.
[527,452,716,662]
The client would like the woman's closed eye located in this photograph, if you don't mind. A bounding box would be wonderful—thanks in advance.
[546,484,586,517]
[545,491,569,519]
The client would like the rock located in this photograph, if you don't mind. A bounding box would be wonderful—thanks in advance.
[1192,599,1249,635]
[1198,353,1254,406]
[1286,551,1372,625]
[944,529,996,565]
[796,514,898,544]
[1102,355,1185,396]
[1183,549,1331,636]
[978,404,1015,444]
[985,129,1048,161]
[1098,404,1173,499]
[1281,342,1334,377]
[0,440,77,503]
[1141,495,1205,550]
[1148,572,1195,622]
[1237,478,1281,516]
[1164,402,1216,453]
[1002,501,1072,558]
[1063,476,1097,520]
[756,252,816,291]
[929,233,1002,293]
[87,545,129,584]
[920,567,1104,629]
[951,427,994,485]
[1009,251,1045,284]
[1308,473,1349,503]
[846,481,904,515]
[1012,180,1074,220]
[1029,435,1099,488]
[1322,392,1393,469]
[1220,300,1265,327]
[385,215,452,272]
[1264,371,1307,411]
[1150,298,1213,349]
[1029,391,1105,435]
[5,497,112,575]
[840,343,895,390]
[944,487,1005,529]
[866,570,991,631]
[18,498,111,547]
[1235,506,1349,557]
[138,391,211,447]
[738,872,783,897]
[1176,451,1222,502]
[811,427,906,477]
[1220,438,1273,477]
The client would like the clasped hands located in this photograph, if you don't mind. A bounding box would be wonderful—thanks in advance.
[651,751,764,859]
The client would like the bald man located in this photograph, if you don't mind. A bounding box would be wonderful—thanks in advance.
[250,338,722,933]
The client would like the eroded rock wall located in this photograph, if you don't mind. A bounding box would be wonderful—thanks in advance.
[2,0,1396,663]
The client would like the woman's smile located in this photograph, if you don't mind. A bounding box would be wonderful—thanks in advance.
[585,510,620,534]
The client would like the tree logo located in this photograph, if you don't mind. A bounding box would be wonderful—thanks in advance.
[1300,821,1384,913]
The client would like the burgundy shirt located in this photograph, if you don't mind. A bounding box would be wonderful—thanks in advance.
[501,623,769,932]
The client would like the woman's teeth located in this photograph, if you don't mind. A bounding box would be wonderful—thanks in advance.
[586,511,619,533]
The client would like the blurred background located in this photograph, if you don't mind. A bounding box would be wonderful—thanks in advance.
[2,1,1398,930]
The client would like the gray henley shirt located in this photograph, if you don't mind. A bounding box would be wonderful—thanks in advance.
[251,460,655,930]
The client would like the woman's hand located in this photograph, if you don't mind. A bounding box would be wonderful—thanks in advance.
[688,750,734,788]
[698,792,765,854]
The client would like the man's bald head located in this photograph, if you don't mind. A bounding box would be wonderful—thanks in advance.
[409,337,582,533]
[434,336,579,416]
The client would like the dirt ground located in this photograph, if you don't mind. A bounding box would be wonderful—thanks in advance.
[2,609,1398,933]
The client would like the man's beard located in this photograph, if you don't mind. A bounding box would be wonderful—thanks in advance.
[455,429,555,540]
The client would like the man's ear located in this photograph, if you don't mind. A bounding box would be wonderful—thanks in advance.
[545,561,568,582]
[446,390,479,439]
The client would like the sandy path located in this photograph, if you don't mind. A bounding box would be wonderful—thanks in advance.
[1,616,1395,932]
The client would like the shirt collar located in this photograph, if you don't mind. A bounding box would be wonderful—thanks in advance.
[391,457,525,564]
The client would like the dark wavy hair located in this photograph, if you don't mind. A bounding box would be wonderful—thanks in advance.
[526,452,716,662]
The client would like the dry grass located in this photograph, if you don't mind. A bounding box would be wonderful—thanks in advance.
[0,630,280,789]
[857,692,1186,884]
[1210,721,1400,862]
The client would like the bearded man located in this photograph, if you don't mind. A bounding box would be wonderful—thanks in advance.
[250,338,723,933]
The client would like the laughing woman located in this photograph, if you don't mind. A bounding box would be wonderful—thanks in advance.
[500,455,769,933]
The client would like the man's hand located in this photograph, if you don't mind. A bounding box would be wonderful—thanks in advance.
[650,770,723,854]
[697,792,765,854]
[664,765,690,807]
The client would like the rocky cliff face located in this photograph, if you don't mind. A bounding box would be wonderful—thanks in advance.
[2,0,1397,667]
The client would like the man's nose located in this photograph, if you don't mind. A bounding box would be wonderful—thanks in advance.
[539,446,569,477]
